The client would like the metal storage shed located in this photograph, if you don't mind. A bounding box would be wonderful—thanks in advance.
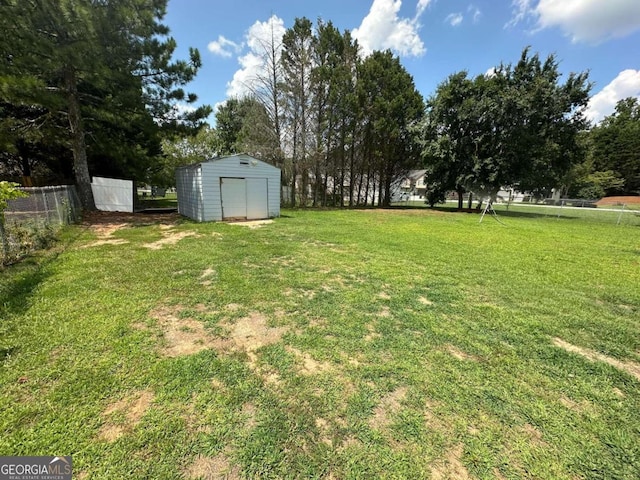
[175,154,280,222]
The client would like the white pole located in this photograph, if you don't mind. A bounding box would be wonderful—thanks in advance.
[616,204,626,226]
[557,200,564,219]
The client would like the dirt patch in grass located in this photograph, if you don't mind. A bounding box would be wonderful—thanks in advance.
[559,396,593,413]
[215,313,288,367]
[99,390,154,441]
[88,222,129,237]
[444,344,479,362]
[200,268,216,279]
[242,402,258,429]
[143,230,200,250]
[424,400,447,432]
[81,238,129,248]
[200,268,217,286]
[378,291,391,300]
[521,423,547,447]
[287,347,333,375]
[81,214,130,247]
[315,417,333,446]
[83,211,179,229]
[552,337,640,381]
[418,296,433,306]
[148,305,219,357]
[370,386,407,430]
[183,453,240,480]
[430,444,471,480]
[364,323,381,342]
[229,219,273,229]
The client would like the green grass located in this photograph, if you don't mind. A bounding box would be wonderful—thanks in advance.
[1,209,638,479]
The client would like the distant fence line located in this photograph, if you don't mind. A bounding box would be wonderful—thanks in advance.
[1,185,81,265]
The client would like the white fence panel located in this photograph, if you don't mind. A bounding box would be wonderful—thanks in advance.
[91,176,133,212]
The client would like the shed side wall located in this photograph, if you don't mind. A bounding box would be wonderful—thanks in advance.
[175,165,204,221]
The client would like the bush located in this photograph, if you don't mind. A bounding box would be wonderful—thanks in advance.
[1,221,58,265]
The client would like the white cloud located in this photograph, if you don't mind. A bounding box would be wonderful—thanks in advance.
[207,35,242,58]
[445,13,463,27]
[468,5,482,23]
[353,0,426,57]
[507,0,640,43]
[416,0,432,18]
[586,70,640,124]
[226,15,286,98]
[485,66,497,77]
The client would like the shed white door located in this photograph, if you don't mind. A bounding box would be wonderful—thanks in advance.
[220,177,247,220]
[246,178,268,220]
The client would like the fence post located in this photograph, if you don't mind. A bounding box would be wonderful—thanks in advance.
[0,215,8,262]
[616,204,626,226]
[557,200,564,219]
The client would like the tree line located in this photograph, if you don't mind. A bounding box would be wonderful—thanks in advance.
[2,4,638,210]
[203,17,425,208]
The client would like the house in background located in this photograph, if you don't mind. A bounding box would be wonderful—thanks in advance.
[175,154,280,222]
[395,169,428,201]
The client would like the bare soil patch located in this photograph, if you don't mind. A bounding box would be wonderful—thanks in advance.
[183,454,240,480]
[315,417,333,446]
[370,386,407,430]
[430,444,471,480]
[364,322,381,342]
[424,400,446,432]
[221,313,288,362]
[596,196,640,207]
[418,296,433,306]
[287,347,333,375]
[143,230,199,250]
[83,211,179,229]
[99,390,154,441]
[242,402,258,429]
[228,219,273,229]
[149,305,219,357]
[444,344,479,362]
[521,423,547,447]
[552,337,640,381]
[80,238,129,249]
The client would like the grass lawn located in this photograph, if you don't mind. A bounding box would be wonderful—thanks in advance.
[1,208,638,479]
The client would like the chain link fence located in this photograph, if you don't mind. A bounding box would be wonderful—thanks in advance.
[1,185,82,265]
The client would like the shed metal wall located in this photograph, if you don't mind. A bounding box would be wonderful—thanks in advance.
[200,155,280,221]
[175,154,280,222]
[175,164,204,221]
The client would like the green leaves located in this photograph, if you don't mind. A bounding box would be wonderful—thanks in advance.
[0,0,210,205]
[420,48,591,204]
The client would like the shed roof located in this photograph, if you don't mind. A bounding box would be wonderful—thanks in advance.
[176,153,279,171]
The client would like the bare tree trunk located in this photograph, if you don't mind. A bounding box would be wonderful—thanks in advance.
[64,66,95,211]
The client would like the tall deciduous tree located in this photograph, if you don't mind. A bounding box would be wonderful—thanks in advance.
[590,97,640,195]
[419,48,590,206]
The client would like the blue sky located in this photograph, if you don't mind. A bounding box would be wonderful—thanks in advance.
[164,0,640,125]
